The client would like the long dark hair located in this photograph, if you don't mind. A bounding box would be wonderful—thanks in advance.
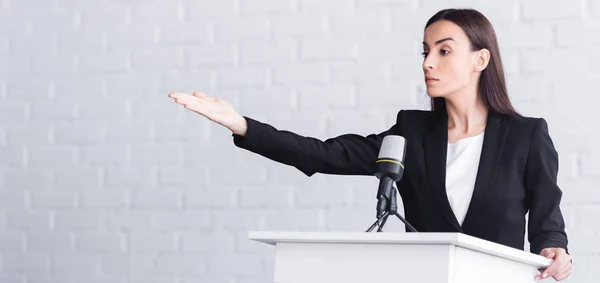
[426,9,519,115]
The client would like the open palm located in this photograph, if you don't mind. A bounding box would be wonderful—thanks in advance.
[168,91,244,133]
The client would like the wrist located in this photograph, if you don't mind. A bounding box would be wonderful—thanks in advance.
[231,116,248,136]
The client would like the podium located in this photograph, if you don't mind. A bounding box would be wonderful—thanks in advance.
[248,231,552,283]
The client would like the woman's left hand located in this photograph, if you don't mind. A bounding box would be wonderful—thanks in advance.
[536,247,572,281]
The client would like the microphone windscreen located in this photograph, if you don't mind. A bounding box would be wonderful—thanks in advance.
[377,135,406,160]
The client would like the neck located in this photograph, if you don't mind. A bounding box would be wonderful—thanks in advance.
[444,85,488,134]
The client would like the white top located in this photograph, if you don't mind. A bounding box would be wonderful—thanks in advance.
[446,132,485,226]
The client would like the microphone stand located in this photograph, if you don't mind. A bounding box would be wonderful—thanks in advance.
[365,184,418,233]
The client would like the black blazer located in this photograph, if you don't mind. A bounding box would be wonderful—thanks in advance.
[232,109,569,255]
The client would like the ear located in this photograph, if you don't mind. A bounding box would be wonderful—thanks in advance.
[474,48,490,71]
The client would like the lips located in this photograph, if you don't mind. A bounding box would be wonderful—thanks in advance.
[425,76,439,83]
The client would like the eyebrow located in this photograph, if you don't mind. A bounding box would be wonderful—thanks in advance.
[422,37,455,47]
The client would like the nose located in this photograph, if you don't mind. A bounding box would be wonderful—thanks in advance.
[422,54,435,71]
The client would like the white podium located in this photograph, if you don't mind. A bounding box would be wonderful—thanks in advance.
[249,231,551,283]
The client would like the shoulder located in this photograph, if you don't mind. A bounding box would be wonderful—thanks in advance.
[504,113,550,135]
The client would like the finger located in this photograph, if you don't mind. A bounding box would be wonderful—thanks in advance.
[554,260,571,276]
[554,268,572,281]
[174,95,202,106]
[540,249,555,259]
[540,260,561,279]
[193,91,209,99]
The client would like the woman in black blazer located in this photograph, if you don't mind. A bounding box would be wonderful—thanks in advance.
[169,8,571,281]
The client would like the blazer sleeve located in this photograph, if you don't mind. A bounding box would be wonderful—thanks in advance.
[231,111,404,177]
[525,118,569,255]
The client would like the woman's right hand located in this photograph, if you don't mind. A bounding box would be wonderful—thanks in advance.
[168,91,248,136]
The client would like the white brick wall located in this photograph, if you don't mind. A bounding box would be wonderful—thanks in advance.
[0,0,598,282]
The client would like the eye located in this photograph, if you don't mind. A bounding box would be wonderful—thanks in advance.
[440,49,450,55]
[421,51,429,58]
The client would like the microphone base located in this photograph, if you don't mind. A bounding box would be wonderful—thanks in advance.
[366,184,418,233]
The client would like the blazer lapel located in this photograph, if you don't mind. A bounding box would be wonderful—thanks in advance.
[461,112,509,230]
[424,111,462,231]
[424,110,509,232]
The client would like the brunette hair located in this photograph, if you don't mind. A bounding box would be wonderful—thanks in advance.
[426,8,519,115]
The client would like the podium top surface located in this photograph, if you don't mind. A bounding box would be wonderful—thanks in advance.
[248,231,552,268]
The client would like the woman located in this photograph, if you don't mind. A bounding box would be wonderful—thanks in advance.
[168,8,571,281]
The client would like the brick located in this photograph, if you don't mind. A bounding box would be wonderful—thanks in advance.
[263,209,322,230]
[357,0,412,7]
[6,212,52,233]
[54,74,105,98]
[57,28,104,54]
[153,211,211,231]
[294,185,352,208]
[155,254,206,276]
[132,0,183,25]
[54,211,104,231]
[556,22,600,47]
[495,23,554,49]
[76,97,127,122]
[160,22,210,44]
[521,48,588,74]
[104,166,156,189]
[26,233,73,252]
[272,63,328,85]
[28,147,77,168]
[54,168,101,190]
[153,121,206,143]
[105,25,157,51]
[208,254,263,275]
[239,186,292,208]
[30,190,77,209]
[593,0,600,17]
[157,166,210,189]
[6,77,52,100]
[130,189,181,209]
[0,232,25,252]
[328,9,391,37]
[54,123,105,144]
[180,231,235,253]
[79,5,128,30]
[161,71,211,95]
[101,253,154,276]
[131,47,183,71]
[185,45,235,67]
[51,253,101,275]
[300,36,356,61]
[76,232,124,253]
[240,0,293,15]
[2,253,50,272]
[330,61,388,83]
[0,101,26,123]
[0,147,25,168]
[78,51,129,73]
[29,53,76,75]
[296,84,355,110]
[4,123,50,147]
[81,145,128,165]
[186,0,236,20]
[30,99,77,122]
[0,53,28,75]
[127,232,177,252]
[105,122,153,144]
[215,66,269,89]
[213,18,270,43]
[299,0,355,14]
[79,189,127,209]
[271,13,326,37]
[130,143,183,167]
[184,188,234,209]
[105,211,155,231]
[239,39,295,65]
[522,0,582,20]
[3,169,53,190]
[105,73,161,97]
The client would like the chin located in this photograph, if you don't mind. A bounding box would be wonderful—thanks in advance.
[426,88,447,98]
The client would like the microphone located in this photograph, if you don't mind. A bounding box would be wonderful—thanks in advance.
[375,135,406,219]
[365,135,417,233]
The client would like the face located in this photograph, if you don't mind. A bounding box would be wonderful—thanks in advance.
[422,20,488,98]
